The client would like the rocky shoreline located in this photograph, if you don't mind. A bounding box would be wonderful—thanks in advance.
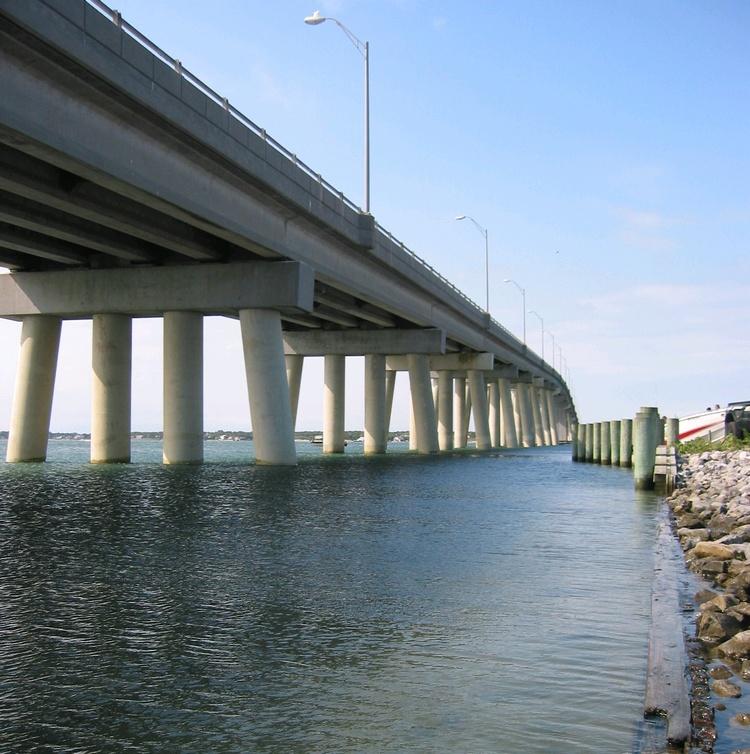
[668,449,750,752]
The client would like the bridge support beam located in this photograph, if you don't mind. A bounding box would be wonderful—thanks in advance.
[453,375,467,448]
[488,380,501,447]
[91,314,132,464]
[575,424,585,462]
[384,370,396,446]
[437,372,454,451]
[511,385,523,446]
[499,378,518,448]
[468,369,491,450]
[163,311,203,464]
[239,308,296,465]
[538,387,552,446]
[324,354,346,454]
[530,386,545,446]
[364,354,386,455]
[592,421,601,462]
[285,355,304,428]
[515,383,532,447]
[546,391,559,445]
[408,354,439,453]
[6,315,61,462]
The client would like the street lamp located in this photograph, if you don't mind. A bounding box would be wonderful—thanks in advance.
[503,278,526,344]
[454,215,489,313]
[304,10,370,214]
[528,310,544,360]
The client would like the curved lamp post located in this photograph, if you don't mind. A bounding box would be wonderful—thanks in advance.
[454,215,489,313]
[503,279,526,344]
[528,309,544,360]
[305,10,370,214]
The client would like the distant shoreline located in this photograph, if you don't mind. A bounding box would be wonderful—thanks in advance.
[0,430,413,441]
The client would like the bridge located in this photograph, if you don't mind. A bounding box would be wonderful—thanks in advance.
[0,0,577,465]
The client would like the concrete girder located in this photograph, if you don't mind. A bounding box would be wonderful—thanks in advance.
[386,352,494,372]
[0,221,88,265]
[284,329,445,357]
[0,261,314,318]
[0,145,224,262]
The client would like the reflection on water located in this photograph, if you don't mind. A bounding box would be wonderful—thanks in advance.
[0,440,658,753]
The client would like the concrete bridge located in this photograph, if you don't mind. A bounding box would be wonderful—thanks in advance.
[0,0,577,465]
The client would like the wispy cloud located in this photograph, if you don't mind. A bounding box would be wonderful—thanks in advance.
[614,206,687,252]
[433,16,447,30]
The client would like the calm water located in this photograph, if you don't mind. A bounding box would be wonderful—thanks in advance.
[0,440,660,753]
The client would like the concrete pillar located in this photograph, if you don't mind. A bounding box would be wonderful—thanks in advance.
[592,421,601,463]
[530,386,545,446]
[511,385,524,446]
[437,371,454,451]
[432,377,439,416]
[585,423,594,462]
[546,392,559,445]
[364,354,386,455]
[6,315,62,463]
[462,382,473,445]
[488,380,501,447]
[163,311,203,464]
[499,379,518,448]
[633,409,657,490]
[239,308,296,465]
[575,423,585,462]
[520,383,535,447]
[538,388,552,446]
[323,354,345,453]
[285,354,304,427]
[384,370,396,447]
[620,418,633,468]
[453,374,467,448]
[665,417,679,447]
[468,369,491,450]
[91,313,132,464]
[610,420,621,466]
[409,401,417,450]
[600,420,611,465]
[408,354,439,453]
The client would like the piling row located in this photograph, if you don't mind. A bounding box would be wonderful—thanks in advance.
[572,409,681,490]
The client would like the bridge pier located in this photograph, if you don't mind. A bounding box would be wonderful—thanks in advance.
[620,418,633,467]
[324,354,346,454]
[240,308,296,466]
[408,354,439,453]
[585,423,594,461]
[437,371,454,451]
[384,370,396,447]
[516,383,534,447]
[530,386,545,446]
[546,391,559,445]
[163,311,203,464]
[285,354,304,428]
[511,385,524,446]
[499,379,518,448]
[488,380,501,447]
[364,354,386,455]
[6,315,61,463]
[453,374,467,448]
[601,420,612,465]
[538,386,552,446]
[468,369,491,450]
[91,314,132,464]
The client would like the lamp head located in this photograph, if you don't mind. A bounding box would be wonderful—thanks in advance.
[454,215,466,221]
[304,10,327,25]
[503,278,511,283]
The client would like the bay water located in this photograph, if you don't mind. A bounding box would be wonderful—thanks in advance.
[0,440,660,753]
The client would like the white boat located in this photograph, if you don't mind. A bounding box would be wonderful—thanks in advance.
[311,434,323,444]
[679,401,750,442]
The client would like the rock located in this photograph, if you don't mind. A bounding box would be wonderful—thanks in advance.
[701,594,740,612]
[691,558,728,577]
[677,513,706,529]
[710,664,735,680]
[741,659,750,681]
[716,702,727,711]
[696,589,719,604]
[713,679,742,697]
[718,630,750,659]
[697,611,743,642]
[736,713,750,725]
[694,541,737,560]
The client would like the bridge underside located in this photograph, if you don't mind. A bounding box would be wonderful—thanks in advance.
[0,0,577,464]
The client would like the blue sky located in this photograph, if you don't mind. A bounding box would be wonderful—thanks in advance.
[1,0,749,430]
